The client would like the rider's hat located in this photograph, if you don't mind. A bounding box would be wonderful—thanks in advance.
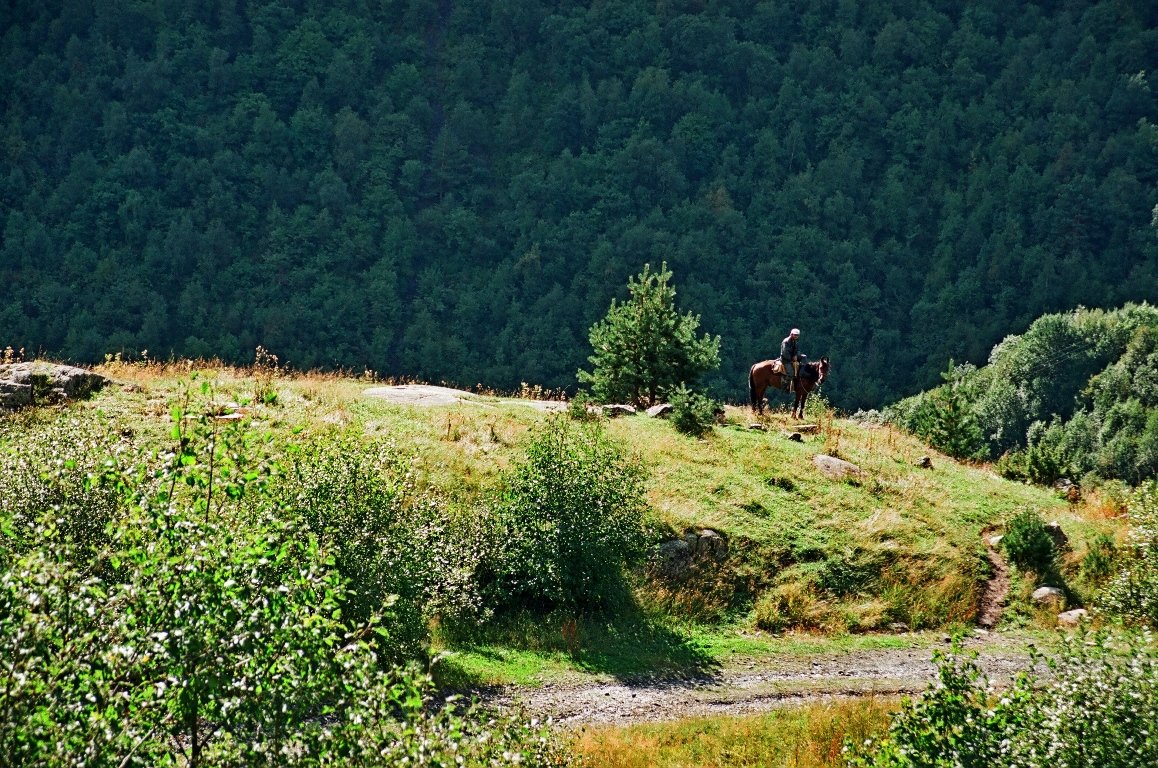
[790,328,800,336]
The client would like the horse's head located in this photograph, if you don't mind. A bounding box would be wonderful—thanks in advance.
[816,356,830,386]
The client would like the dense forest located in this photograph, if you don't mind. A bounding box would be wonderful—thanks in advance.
[887,303,1158,485]
[2,0,1156,407]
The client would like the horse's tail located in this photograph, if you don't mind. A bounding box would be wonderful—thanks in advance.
[748,365,757,410]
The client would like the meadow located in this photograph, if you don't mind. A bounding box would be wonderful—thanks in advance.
[1,359,1144,766]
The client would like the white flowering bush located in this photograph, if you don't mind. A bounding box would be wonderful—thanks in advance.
[278,434,482,663]
[0,396,570,767]
[1100,481,1158,626]
[849,631,1158,767]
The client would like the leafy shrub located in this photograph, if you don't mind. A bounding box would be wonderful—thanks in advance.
[1001,509,1056,575]
[850,631,1158,768]
[0,407,570,767]
[479,416,649,614]
[1100,481,1158,626]
[280,435,477,662]
[914,363,987,460]
[567,389,600,421]
[0,418,127,571]
[668,383,718,437]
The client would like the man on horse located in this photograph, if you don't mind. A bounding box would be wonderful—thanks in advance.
[781,328,801,393]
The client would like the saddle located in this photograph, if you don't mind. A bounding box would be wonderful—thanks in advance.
[771,356,808,391]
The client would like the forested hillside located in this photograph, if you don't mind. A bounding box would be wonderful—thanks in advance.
[2,0,1156,407]
[887,303,1158,485]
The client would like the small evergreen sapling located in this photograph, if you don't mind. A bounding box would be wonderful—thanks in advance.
[578,262,720,407]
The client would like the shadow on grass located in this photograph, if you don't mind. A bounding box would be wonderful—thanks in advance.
[435,601,719,688]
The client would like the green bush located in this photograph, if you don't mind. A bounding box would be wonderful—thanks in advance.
[850,632,1158,768]
[479,416,649,614]
[1100,481,1158,626]
[668,383,718,437]
[567,389,600,421]
[0,418,127,571]
[0,405,570,767]
[1001,509,1056,575]
[280,435,477,663]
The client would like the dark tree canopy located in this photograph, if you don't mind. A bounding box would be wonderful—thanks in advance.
[2,0,1156,408]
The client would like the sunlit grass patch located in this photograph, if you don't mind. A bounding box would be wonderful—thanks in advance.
[570,697,897,768]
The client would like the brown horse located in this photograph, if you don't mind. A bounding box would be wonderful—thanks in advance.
[749,356,830,419]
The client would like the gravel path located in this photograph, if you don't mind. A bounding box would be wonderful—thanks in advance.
[486,640,1033,727]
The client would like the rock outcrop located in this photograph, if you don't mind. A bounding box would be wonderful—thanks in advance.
[812,454,863,480]
[0,362,108,409]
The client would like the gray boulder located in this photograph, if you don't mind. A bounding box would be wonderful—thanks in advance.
[646,403,673,418]
[1032,586,1066,606]
[812,454,863,480]
[693,529,728,559]
[1045,521,1070,551]
[657,539,693,579]
[602,404,637,418]
[1057,608,1089,627]
[0,362,108,409]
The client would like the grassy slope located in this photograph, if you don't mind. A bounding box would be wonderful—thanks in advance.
[12,362,1122,683]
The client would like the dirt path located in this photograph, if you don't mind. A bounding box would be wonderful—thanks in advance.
[485,640,1032,727]
[484,543,1024,727]
[363,384,566,411]
[977,534,1011,630]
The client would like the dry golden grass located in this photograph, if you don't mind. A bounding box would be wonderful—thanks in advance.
[569,697,897,768]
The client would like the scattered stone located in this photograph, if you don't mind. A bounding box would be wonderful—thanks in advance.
[0,362,108,409]
[888,622,910,633]
[812,454,863,480]
[0,379,31,409]
[694,529,728,559]
[748,422,766,431]
[602,404,637,418]
[916,456,933,469]
[987,534,1004,548]
[657,539,692,579]
[1045,521,1070,552]
[646,403,673,418]
[1054,479,1082,504]
[1032,586,1066,606]
[973,628,990,636]
[787,432,803,442]
[1057,608,1089,627]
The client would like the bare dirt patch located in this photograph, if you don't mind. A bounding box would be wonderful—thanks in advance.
[486,641,1033,727]
[363,384,566,411]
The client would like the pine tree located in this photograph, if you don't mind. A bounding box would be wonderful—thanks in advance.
[578,263,720,406]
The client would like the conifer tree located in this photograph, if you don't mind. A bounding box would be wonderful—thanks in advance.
[578,263,720,406]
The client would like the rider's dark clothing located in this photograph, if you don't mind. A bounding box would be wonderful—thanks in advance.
[781,334,800,390]
[780,335,799,370]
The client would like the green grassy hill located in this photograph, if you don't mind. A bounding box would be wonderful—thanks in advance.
[2,359,1122,690]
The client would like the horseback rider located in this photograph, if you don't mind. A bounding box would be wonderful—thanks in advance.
[780,328,801,393]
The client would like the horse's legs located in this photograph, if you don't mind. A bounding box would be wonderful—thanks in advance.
[794,390,807,419]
